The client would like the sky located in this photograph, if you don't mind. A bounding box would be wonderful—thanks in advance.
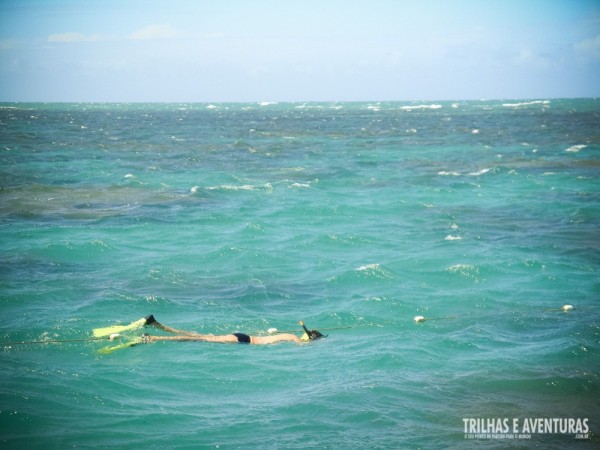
[0,0,599,102]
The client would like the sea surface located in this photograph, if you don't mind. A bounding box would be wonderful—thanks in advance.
[0,100,598,449]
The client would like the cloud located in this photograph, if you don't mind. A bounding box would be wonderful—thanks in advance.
[129,24,180,41]
[514,47,555,69]
[46,25,180,45]
[0,38,16,50]
[574,35,600,61]
[47,32,105,43]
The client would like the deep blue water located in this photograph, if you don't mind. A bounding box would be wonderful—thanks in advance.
[0,100,599,448]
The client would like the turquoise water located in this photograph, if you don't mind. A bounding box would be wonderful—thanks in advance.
[0,100,598,448]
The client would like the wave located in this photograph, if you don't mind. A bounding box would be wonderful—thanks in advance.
[356,263,381,271]
[438,168,491,177]
[288,182,311,189]
[400,104,442,111]
[468,168,491,176]
[329,263,397,285]
[204,183,273,192]
[294,104,324,109]
[444,235,462,241]
[502,100,550,107]
[565,144,587,153]
[445,264,480,280]
[354,263,396,280]
[446,263,476,272]
[206,184,255,191]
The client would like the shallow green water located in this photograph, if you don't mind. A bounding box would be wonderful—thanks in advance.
[0,100,598,448]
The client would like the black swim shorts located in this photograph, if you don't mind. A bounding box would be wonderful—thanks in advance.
[232,332,251,344]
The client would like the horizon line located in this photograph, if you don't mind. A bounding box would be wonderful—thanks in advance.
[1,96,598,105]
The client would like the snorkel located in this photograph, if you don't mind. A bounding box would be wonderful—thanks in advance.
[299,321,325,341]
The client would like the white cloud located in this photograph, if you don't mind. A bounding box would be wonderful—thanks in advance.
[574,35,600,61]
[129,24,180,41]
[47,32,106,43]
[514,47,555,69]
[47,25,180,45]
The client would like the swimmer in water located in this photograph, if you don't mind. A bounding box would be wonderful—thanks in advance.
[141,315,325,345]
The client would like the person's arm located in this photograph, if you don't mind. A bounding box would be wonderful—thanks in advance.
[249,333,302,344]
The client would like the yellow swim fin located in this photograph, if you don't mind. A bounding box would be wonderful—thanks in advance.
[93,317,147,337]
[97,336,143,355]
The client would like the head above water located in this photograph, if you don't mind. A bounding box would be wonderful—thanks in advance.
[299,321,326,341]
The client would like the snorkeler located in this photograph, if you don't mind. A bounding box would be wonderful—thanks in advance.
[140,315,325,345]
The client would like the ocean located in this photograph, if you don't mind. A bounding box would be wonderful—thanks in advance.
[0,100,598,449]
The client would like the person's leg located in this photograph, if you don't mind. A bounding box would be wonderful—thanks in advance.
[142,333,239,344]
[145,315,204,336]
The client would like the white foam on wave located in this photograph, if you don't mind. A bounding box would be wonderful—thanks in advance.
[468,168,491,176]
[354,263,395,280]
[446,264,480,279]
[446,263,475,272]
[445,235,462,241]
[294,104,324,110]
[565,144,587,153]
[400,104,442,111]
[438,168,491,177]
[207,184,256,191]
[259,101,277,106]
[356,263,380,271]
[205,183,273,192]
[355,263,382,272]
[502,100,550,107]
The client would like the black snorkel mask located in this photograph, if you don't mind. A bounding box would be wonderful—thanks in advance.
[299,321,326,341]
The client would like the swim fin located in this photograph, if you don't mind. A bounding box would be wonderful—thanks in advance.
[97,336,143,354]
[92,317,148,337]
